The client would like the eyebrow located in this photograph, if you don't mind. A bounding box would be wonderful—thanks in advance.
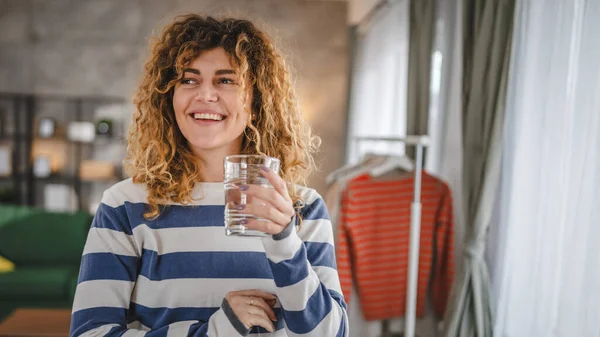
[182,68,236,76]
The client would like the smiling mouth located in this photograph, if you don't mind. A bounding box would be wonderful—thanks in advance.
[190,112,226,121]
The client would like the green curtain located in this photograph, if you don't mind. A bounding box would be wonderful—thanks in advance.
[443,1,516,336]
[406,0,436,138]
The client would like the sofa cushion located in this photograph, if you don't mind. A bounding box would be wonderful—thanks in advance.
[0,205,44,228]
[0,209,91,266]
[0,267,77,300]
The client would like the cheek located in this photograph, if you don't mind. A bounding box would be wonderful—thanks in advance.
[172,89,185,115]
[225,92,250,121]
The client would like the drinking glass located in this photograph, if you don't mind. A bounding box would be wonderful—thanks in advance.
[224,155,281,237]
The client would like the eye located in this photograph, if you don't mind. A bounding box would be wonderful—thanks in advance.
[218,78,237,85]
[180,78,197,85]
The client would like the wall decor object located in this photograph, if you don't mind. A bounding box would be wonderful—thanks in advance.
[44,184,77,212]
[38,117,57,138]
[0,144,11,176]
[33,155,52,178]
[32,139,67,172]
[96,118,114,137]
[67,121,96,143]
[79,160,115,181]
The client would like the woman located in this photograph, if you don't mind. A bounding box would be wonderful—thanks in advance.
[70,14,348,337]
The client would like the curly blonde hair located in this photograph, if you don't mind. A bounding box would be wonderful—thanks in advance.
[125,14,320,219]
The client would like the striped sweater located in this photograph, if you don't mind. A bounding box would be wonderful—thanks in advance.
[70,179,348,337]
[336,172,454,321]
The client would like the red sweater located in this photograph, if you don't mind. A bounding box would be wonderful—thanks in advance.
[336,172,454,321]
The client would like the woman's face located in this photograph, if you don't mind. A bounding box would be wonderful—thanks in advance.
[172,47,250,157]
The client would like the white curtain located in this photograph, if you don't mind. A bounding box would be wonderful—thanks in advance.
[490,0,600,336]
[345,0,409,164]
[425,0,464,272]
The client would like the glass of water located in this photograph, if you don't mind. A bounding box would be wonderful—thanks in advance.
[224,155,281,237]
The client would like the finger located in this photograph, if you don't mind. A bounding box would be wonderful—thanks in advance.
[234,290,277,300]
[246,309,276,333]
[242,196,292,226]
[266,298,277,308]
[247,305,270,322]
[247,305,276,325]
[239,184,294,217]
[249,297,278,321]
[259,166,291,201]
[244,219,284,235]
[227,292,276,311]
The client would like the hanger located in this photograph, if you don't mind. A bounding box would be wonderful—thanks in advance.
[326,152,382,184]
[369,154,414,177]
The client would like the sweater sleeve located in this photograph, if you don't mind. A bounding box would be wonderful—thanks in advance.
[432,183,455,318]
[70,190,243,337]
[335,189,354,305]
[261,193,349,337]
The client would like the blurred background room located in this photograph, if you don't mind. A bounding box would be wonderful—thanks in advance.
[0,0,598,336]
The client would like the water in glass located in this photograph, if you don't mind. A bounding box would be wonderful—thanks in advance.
[224,155,280,237]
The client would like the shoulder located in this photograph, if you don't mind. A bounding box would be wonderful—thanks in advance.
[101,178,149,208]
[422,172,452,195]
[294,185,333,243]
[294,185,328,219]
[295,185,323,206]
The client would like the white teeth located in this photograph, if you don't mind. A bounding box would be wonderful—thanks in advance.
[193,113,223,121]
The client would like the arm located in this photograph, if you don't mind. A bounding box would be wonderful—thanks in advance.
[70,190,243,337]
[261,196,349,337]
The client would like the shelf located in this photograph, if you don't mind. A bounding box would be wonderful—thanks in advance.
[35,174,120,184]
[0,92,126,104]
[31,136,123,144]
[0,135,29,141]
[0,91,128,211]
[35,174,78,184]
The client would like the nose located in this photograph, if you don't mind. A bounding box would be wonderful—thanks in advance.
[194,82,218,102]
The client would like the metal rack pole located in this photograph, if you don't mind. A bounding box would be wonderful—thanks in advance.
[353,135,429,337]
[405,143,423,337]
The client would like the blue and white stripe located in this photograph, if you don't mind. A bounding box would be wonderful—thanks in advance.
[70,179,348,337]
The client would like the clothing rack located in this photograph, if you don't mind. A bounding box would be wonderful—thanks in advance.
[353,135,431,337]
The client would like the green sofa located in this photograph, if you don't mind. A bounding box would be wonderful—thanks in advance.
[0,205,92,320]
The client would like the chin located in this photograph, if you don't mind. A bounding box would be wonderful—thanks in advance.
[189,141,223,151]
[187,137,232,153]
[183,132,243,155]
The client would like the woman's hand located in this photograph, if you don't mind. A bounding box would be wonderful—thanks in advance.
[225,290,278,332]
[237,166,296,235]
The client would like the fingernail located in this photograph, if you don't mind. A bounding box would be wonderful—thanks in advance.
[240,219,248,225]
[260,166,270,172]
[239,185,249,191]
[235,204,245,210]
